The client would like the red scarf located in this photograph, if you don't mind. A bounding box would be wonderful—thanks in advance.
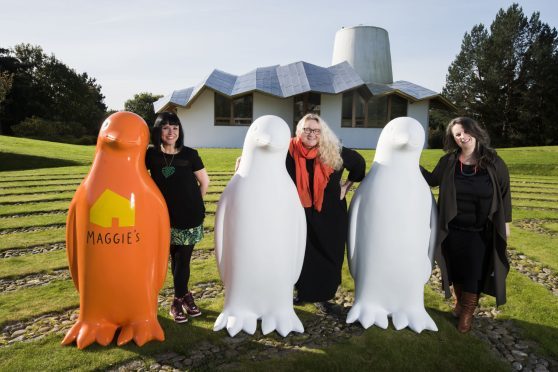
[289,137,334,212]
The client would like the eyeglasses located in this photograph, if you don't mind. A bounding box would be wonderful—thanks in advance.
[302,128,321,135]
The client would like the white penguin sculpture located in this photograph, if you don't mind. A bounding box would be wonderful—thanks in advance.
[214,115,306,337]
[346,117,438,333]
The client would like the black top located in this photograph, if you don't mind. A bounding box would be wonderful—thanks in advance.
[450,161,493,231]
[145,146,205,229]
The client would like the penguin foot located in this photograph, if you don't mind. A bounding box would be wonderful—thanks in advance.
[261,309,304,337]
[346,302,389,329]
[61,320,118,349]
[213,311,258,337]
[116,318,165,346]
[392,308,438,333]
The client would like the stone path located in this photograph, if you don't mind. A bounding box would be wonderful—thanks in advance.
[106,288,362,372]
[0,242,65,258]
[0,269,70,292]
[516,219,558,237]
[0,224,65,235]
[0,249,214,292]
[0,280,223,347]
[0,198,72,206]
[508,249,558,296]
[0,210,67,219]
[429,267,557,372]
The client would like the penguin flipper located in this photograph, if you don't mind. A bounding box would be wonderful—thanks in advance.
[347,189,362,278]
[428,192,438,267]
[214,192,228,282]
[66,196,79,291]
[292,204,306,284]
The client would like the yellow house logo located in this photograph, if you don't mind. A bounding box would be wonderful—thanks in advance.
[90,189,135,228]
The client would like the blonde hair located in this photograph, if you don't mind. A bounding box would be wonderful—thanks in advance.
[296,113,343,170]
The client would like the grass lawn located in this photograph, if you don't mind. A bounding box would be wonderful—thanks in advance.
[0,250,68,279]
[0,135,557,370]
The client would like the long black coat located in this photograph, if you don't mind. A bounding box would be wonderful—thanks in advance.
[287,147,366,302]
[421,152,512,306]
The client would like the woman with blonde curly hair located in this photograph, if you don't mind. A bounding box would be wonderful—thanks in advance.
[287,113,365,313]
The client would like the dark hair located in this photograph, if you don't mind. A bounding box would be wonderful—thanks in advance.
[151,112,184,151]
[443,117,496,169]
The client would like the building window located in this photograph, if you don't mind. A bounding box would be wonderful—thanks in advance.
[214,92,253,126]
[341,90,408,128]
[293,92,321,125]
[390,94,408,120]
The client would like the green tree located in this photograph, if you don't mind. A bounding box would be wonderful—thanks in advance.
[0,44,107,137]
[0,70,14,136]
[443,4,558,146]
[124,92,163,126]
[0,70,13,104]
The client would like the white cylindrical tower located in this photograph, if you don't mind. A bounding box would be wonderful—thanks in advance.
[332,26,393,84]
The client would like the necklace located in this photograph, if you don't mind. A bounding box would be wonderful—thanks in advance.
[459,160,477,176]
[162,152,176,178]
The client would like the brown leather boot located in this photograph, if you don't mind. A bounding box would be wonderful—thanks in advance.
[451,283,463,318]
[458,292,479,333]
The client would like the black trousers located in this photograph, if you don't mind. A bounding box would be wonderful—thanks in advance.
[170,244,195,298]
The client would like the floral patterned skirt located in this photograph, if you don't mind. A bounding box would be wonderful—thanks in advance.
[170,224,204,246]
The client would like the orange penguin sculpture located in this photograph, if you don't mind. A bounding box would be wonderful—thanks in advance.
[62,111,170,349]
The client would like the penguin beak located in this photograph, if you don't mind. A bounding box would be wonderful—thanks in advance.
[254,133,271,147]
[394,133,410,147]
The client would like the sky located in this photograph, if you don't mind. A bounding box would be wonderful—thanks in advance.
[1,0,557,110]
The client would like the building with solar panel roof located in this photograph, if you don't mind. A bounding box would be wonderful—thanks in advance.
[154,25,455,149]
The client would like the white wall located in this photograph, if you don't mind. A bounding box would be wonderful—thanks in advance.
[253,92,294,134]
[407,100,430,149]
[176,90,292,148]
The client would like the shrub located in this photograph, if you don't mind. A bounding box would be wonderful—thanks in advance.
[12,116,88,143]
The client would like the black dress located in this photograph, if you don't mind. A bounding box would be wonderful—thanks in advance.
[286,147,365,302]
[443,162,493,293]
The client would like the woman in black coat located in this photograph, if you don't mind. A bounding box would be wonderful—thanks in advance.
[421,117,512,333]
[287,113,365,314]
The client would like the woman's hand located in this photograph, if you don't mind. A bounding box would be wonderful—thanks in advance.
[505,222,511,239]
[340,180,353,200]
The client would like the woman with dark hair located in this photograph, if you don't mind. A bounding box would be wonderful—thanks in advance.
[145,112,210,323]
[421,117,511,333]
